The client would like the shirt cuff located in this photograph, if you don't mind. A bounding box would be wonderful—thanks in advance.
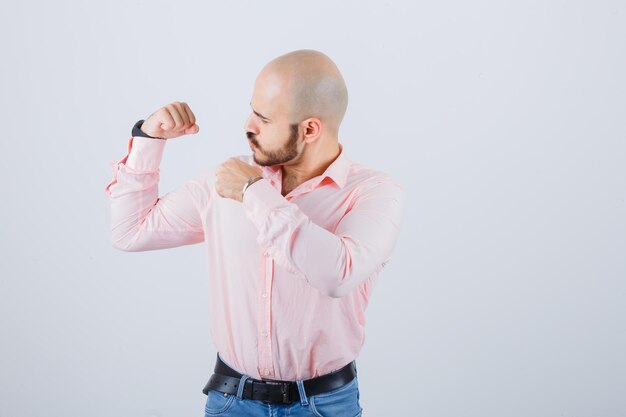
[242,178,287,226]
[125,136,167,172]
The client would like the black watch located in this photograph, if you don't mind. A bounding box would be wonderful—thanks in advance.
[132,119,163,139]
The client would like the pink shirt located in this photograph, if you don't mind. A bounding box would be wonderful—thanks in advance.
[104,136,405,381]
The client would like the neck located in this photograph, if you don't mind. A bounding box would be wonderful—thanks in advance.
[281,141,341,196]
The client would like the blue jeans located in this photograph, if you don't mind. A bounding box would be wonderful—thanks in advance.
[203,365,363,417]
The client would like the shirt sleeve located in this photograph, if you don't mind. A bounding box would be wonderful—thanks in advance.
[241,177,405,298]
[104,136,207,251]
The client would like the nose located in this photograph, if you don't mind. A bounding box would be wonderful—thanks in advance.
[244,113,258,134]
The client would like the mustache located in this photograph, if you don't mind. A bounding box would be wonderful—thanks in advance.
[246,131,259,147]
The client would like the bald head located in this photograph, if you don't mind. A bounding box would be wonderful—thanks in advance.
[257,49,348,133]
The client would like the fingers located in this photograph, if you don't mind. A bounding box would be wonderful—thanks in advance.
[181,102,196,125]
[140,101,198,139]
[179,102,198,134]
[159,101,196,131]
[183,125,200,135]
[163,102,185,131]
[157,108,176,131]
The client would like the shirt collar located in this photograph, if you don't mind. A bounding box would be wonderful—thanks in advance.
[261,143,350,190]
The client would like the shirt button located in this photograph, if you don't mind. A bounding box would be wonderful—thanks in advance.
[262,331,269,337]
[264,369,270,376]
[261,292,268,298]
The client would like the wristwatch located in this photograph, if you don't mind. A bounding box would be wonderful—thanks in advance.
[242,176,264,199]
[132,119,164,139]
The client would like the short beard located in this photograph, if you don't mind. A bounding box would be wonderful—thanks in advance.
[251,123,301,167]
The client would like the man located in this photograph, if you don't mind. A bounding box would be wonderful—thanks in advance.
[105,49,404,416]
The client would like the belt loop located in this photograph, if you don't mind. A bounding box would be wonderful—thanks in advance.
[295,379,309,406]
[353,361,358,376]
[236,374,250,400]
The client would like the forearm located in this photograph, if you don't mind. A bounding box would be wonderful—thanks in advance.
[242,179,404,297]
[104,136,204,251]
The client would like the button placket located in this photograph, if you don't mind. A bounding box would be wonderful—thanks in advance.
[257,252,275,379]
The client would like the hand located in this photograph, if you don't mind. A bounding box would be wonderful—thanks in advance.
[215,158,263,202]
[141,101,199,140]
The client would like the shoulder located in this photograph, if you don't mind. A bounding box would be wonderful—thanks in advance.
[342,162,405,215]
[348,162,404,193]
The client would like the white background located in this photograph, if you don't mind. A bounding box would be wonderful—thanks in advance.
[1,1,625,416]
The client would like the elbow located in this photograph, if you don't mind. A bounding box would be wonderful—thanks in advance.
[315,259,360,298]
[326,287,349,299]
[111,244,135,252]
[302,273,344,298]
[315,262,383,298]
[317,279,358,299]
[110,235,141,252]
[110,241,132,252]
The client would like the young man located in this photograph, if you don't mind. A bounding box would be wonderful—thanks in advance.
[105,49,404,417]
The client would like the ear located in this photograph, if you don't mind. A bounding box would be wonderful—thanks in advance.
[301,118,322,144]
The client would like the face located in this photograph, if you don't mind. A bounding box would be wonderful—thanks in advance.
[244,71,305,167]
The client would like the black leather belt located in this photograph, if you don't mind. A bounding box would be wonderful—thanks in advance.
[202,353,357,405]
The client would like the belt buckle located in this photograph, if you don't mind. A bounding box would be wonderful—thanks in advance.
[264,381,291,404]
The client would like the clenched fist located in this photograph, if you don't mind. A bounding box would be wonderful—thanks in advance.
[215,158,263,202]
[141,101,199,140]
